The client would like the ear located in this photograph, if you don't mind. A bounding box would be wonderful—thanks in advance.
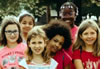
[80,35,82,39]
[59,11,62,17]
[28,41,31,47]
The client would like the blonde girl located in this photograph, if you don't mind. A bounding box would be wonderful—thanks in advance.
[19,26,58,69]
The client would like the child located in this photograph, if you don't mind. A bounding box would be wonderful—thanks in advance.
[18,11,36,44]
[44,20,72,69]
[0,15,26,69]
[19,26,58,69]
[72,19,100,69]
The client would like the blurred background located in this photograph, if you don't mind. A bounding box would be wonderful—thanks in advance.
[0,0,100,26]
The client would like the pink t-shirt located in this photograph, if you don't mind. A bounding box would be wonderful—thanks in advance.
[73,49,100,69]
[0,43,27,69]
[53,49,72,69]
[70,25,78,43]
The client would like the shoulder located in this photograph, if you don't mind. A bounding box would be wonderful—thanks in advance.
[50,58,58,69]
[0,47,7,55]
[18,43,27,50]
[73,49,81,59]
[19,58,28,69]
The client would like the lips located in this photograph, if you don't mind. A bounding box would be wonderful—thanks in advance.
[51,46,58,52]
[34,48,41,52]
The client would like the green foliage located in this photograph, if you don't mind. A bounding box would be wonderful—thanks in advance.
[0,0,100,24]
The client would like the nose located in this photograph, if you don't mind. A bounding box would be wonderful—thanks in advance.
[26,24,29,27]
[88,34,92,38]
[55,43,59,47]
[35,44,39,48]
[11,32,15,36]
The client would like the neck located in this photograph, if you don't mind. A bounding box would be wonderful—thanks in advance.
[22,32,28,41]
[32,54,44,64]
[83,45,93,52]
[50,52,56,57]
[7,42,18,48]
[70,23,74,28]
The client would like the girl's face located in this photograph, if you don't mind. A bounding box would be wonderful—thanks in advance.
[29,36,46,55]
[80,27,97,46]
[20,16,34,34]
[5,24,19,44]
[61,8,76,26]
[47,35,64,53]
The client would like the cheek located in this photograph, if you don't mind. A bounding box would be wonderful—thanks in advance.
[58,46,62,50]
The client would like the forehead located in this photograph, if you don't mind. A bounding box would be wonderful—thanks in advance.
[30,35,44,41]
[53,35,64,40]
[83,27,96,33]
[61,8,75,13]
[22,16,33,20]
[5,24,18,30]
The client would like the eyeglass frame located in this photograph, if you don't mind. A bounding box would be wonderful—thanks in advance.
[5,30,19,35]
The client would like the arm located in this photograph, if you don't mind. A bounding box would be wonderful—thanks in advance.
[74,59,84,69]
[19,65,26,69]
[64,64,71,69]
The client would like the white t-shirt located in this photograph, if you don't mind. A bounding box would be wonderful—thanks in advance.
[19,58,58,69]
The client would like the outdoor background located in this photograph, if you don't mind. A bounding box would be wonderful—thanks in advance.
[0,0,100,26]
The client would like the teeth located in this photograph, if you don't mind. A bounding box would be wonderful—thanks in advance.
[35,49,40,52]
[65,20,70,23]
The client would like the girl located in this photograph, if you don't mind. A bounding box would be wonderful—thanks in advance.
[44,20,72,69]
[72,19,100,69]
[19,26,58,69]
[0,15,26,69]
[18,11,35,44]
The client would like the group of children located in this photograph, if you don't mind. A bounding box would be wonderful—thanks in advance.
[0,2,100,69]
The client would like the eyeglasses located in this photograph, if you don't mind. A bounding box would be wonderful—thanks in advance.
[5,30,19,35]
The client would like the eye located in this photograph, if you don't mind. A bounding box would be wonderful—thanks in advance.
[13,30,18,33]
[29,22,33,25]
[32,42,36,44]
[38,41,43,44]
[60,42,63,46]
[91,32,95,35]
[7,30,12,33]
[83,32,88,35]
[54,39,58,42]
[22,22,26,25]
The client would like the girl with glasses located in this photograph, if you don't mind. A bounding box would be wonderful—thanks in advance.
[0,15,27,69]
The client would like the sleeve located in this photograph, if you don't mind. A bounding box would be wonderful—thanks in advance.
[73,49,81,60]
[64,51,72,67]
[19,58,29,69]
[50,58,58,69]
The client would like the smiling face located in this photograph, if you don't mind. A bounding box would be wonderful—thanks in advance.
[47,35,64,53]
[5,24,19,44]
[20,16,34,34]
[29,35,46,55]
[60,8,76,27]
[80,27,97,46]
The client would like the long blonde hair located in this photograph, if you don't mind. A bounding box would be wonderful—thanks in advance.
[73,19,100,56]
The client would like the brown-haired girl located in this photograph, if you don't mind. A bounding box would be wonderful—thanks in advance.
[73,19,100,69]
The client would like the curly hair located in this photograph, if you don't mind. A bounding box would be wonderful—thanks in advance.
[44,19,72,49]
